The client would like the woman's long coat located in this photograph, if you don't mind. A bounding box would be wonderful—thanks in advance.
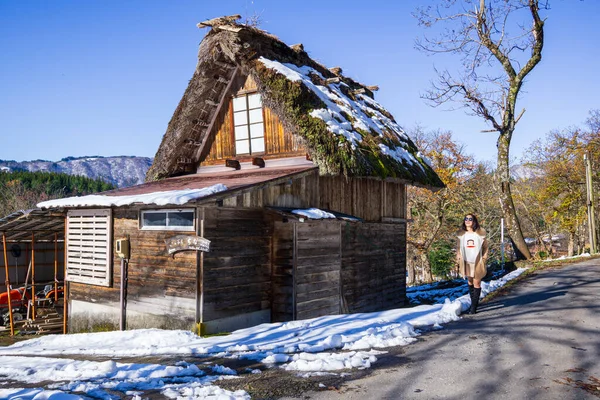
[456,227,489,280]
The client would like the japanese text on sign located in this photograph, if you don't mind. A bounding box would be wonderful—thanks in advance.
[165,235,211,254]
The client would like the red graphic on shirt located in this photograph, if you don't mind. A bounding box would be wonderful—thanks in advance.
[466,239,476,248]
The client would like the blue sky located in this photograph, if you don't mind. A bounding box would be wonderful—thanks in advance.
[1,0,598,164]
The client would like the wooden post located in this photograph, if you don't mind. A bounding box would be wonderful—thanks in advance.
[292,223,297,321]
[54,233,58,303]
[119,258,127,330]
[63,219,68,334]
[30,232,35,321]
[21,260,31,299]
[195,207,205,335]
[380,180,386,221]
[2,234,15,336]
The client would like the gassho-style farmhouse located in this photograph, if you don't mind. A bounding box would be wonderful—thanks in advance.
[0,16,443,334]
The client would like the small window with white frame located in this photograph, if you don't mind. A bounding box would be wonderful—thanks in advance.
[140,209,195,231]
[232,92,265,155]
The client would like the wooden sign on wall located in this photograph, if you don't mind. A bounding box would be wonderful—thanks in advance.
[165,235,211,255]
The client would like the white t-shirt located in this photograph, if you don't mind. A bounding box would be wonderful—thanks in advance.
[463,231,481,264]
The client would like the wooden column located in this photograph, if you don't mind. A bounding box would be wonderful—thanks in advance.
[119,258,127,330]
[2,234,14,336]
[30,232,35,321]
[195,207,205,335]
[292,223,297,321]
[63,219,68,334]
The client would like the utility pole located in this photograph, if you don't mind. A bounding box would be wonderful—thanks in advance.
[584,153,597,254]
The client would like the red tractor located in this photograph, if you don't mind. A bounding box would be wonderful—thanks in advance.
[0,289,27,326]
[0,284,64,326]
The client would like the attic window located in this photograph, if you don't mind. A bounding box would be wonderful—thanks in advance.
[232,92,264,155]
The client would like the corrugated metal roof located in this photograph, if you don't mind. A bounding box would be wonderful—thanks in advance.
[0,209,65,242]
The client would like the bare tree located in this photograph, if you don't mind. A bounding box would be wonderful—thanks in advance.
[415,0,549,259]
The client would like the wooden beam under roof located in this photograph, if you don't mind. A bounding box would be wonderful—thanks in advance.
[0,208,65,243]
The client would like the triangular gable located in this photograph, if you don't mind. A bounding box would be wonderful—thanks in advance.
[146,17,444,190]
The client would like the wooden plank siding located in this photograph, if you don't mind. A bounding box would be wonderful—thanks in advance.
[318,176,406,221]
[114,210,197,300]
[223,170,320,209]
[202,207,272,321]
[271,221,294,322]
[220,171,405,222]
[67,167,408,330]
[294,222,342,320]
[69,208,198,319]
[201,74,307,166]
[340,222,407,313]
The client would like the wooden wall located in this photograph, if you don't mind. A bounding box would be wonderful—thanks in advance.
[202,207,272,321]
[272,220,407,322]
[294,222,341,320]
[340,222,407,313]
[271,221,293,322]
[319,176,406,220]
[67,179,407,330]
[272,221,342,321]
[222,171,406,222]
[202,74,306,166]
[70,209,197,317]
[222,170,319,209]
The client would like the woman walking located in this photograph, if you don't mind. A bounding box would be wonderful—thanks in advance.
[456,214,489,314]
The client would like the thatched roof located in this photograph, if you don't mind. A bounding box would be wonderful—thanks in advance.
[146,16,444,190]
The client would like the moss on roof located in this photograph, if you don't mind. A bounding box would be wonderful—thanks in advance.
[146,21,444,190]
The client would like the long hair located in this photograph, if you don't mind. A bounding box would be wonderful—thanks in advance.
[461,213,481,231]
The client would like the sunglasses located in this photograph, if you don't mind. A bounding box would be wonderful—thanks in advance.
[464,217,473,221]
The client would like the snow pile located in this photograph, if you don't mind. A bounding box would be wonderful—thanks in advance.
[0,268,528,399]
[0,357,246,400]
[543,252,591,262]
[37,184,228,208]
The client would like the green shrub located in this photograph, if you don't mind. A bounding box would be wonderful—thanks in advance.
[428,240,455,279]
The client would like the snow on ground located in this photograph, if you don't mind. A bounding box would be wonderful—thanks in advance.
[0,268,527,399]
[542,252,590,262]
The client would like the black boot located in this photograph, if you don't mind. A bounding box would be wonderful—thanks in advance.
[467,284,474,299]
[469,287,481,314]
[466,285,474,314]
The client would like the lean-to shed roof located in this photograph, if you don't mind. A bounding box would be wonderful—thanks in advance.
[146,16,444,190]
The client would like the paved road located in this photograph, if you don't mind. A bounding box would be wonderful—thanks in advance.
[284,259,600,400]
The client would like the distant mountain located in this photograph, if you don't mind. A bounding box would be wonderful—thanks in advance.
[0,156,152,188]
[511,164,538,180]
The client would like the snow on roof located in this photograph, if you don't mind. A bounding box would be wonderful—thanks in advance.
[291,208,336,219]
[37,184,227,209]
[258,57,422,170]
[146,24,444,189]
